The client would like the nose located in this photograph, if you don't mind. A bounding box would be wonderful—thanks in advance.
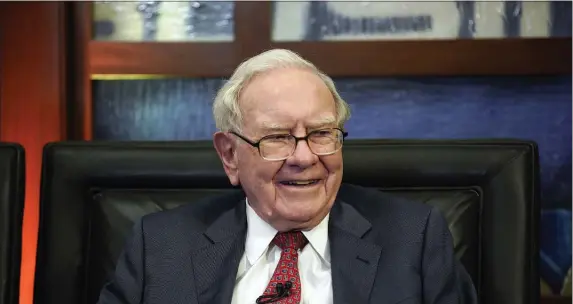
[285,139,318,168]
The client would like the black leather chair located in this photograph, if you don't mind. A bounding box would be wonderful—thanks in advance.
[34,139,539,304]
[0,143,25,304]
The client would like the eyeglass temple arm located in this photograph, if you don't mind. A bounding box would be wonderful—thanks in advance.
[229,131,260,148]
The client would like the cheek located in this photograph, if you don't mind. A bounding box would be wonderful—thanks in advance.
[238,154,283,187]
[322,153,343,175]
[242,161,283,214]
[322,154,343,192]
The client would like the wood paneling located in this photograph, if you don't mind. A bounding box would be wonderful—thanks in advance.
[89,42,240,76]
[233,1,272,58]
[90,38,573,77]
[0,3,68,304]
[274,38,572,76]
[70,2,93,140]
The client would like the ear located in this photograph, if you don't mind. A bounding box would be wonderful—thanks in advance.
[213,132,240,186]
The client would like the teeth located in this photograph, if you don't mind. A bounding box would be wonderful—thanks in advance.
[284,180,316,185]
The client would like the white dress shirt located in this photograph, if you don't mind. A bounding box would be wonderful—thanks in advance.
[231,200,333,304]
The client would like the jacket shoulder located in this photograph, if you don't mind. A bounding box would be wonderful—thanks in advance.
[337,183,434,237]
[140,189,245,233]
[339,183,433,215]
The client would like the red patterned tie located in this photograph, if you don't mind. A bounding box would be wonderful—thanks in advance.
[261,231,308,304]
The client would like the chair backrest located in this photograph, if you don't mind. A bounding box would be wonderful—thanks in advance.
[0,143,25,304]
[34,139,539,304]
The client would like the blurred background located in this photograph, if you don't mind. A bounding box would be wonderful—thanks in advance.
[0,1,571,304]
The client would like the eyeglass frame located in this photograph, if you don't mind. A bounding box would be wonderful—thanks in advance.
[229,127,349,161]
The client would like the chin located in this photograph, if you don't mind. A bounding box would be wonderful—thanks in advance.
[283,211,316,222]
[276,202,327,223]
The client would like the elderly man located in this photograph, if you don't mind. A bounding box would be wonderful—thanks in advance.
[97,49,477,304]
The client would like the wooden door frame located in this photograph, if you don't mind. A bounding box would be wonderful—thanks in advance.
[0,3,69,304]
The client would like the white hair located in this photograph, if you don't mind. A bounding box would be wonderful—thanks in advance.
[212,48,351,132]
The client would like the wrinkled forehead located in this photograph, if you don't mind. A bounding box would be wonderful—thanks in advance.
[239,67,337,133]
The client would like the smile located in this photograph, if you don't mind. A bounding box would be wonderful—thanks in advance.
[279,179,321,187]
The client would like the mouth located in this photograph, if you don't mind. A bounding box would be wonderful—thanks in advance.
[278,179,322,187]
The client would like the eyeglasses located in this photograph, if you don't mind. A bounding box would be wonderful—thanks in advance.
[230,128,348,161]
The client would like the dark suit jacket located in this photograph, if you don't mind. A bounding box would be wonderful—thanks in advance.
[97,184,478,304]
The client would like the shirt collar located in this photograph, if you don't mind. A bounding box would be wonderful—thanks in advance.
[245,198,331,266]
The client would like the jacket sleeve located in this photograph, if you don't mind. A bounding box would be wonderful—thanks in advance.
[422,206,478,304]
[97,219,145,304]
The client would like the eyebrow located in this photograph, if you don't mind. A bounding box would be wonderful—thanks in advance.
[259,116,337,132]
[260,122,290,133]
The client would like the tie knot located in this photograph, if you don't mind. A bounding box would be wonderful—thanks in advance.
[272,231,308,251]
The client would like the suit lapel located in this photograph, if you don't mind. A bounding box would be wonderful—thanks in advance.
[191,199,247,304]
[329,200,382,304]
